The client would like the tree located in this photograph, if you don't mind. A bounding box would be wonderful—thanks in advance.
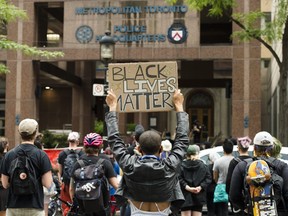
[0,0,63,73]
[167,0,288,144]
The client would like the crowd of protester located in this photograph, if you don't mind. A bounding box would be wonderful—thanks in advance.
[0,90,287,216]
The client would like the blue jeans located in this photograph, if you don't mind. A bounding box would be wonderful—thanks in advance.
[215,202,228,216]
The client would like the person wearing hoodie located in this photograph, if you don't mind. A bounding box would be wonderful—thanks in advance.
[179,144,212,216]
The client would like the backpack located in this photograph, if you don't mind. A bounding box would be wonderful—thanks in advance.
[63,149,81,184]
[8,146,38,195]
[73,158,109,210]
[234,157,242,164]
[243,157,284,215]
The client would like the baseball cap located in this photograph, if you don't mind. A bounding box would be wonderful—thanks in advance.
[161,140,172,152]
[68,131,80,141]
[253,131,273,146]
[18,118,38,135]
[187,144,200,155]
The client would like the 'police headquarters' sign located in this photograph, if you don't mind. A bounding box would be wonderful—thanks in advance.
[108,62,178,112]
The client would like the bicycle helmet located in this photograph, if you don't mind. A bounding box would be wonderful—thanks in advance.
[83,133,103,146]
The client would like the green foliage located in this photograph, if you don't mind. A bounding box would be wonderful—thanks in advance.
[231,9,287,44]
[127,123,136,132]
[0,64,9,74]
[166,0,287,66]
[0,0,64,73]
[94,120,104,135]
[231,11,265,41]
[166,0,235,16]
[0,0,27,22]
[0,37,64,57]
[41,130,68,148]
[231,1,288,43]
[275,0,288,38]
[166,0,288,43]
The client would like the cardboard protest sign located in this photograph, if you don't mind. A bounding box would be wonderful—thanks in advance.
[108,61,178,112]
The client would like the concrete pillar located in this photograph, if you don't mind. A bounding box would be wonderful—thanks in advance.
[5,1,37,148]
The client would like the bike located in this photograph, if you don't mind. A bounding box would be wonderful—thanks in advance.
[48,193,81,216]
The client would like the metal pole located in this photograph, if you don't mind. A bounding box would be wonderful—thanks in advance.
[103,62,108,142]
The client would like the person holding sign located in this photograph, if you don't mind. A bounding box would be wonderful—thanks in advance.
[105,89,189,216]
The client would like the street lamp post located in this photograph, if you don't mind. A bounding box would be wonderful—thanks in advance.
[99,30,115,138]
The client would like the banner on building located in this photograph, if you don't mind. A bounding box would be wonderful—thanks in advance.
[108,61,178,112]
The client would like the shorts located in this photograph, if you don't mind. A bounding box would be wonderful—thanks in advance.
[0,187,8,211]
[6,208,45,216]
[181,205,203,212]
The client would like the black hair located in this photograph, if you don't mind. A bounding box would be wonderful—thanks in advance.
[139,130,162,155]
[134,124,145,142]
[223,138,235,154]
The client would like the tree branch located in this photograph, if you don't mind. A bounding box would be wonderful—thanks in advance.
[230,17,282,68]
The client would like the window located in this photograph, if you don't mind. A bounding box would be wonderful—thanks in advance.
[261,12,271,29]
[0,74,6,136]
[35,2,63,47]
[200,7,232,45]
[0,22,7,36]
[261,59,271,68]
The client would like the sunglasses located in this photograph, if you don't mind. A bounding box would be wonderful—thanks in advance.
[69,140,78,143]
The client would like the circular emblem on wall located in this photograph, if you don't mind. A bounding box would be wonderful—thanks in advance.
[75,25,93,44]
[167,23,188,44]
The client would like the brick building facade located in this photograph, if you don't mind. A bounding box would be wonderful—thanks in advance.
[0,0,261,147]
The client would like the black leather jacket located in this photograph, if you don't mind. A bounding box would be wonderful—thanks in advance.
[105,111,189,208]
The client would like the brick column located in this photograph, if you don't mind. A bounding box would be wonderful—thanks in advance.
[232,0,261,138]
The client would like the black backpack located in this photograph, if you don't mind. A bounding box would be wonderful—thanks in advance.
[243,157,284,213]
[73,158,109,211]
[63,149,81,184]
[8,146,38,195]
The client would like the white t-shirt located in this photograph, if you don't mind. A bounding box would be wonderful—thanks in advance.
[213,155,234,184]
[130,201,171,216]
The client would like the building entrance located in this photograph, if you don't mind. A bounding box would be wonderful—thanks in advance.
[188,108,212,141]
[186,90,214,142]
